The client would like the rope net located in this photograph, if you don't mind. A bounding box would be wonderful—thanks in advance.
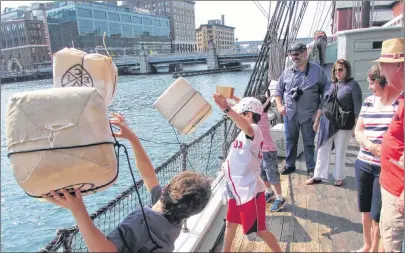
[41,1,307,251]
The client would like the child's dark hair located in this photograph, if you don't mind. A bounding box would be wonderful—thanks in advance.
[256,95,271,113]
[242,111,261,123]
[160,171,212,224]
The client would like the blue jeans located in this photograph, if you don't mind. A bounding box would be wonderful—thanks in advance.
[283,115,316,170]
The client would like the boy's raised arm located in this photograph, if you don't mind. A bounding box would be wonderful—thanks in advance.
[213,94,254,137]
[110,113,159,192]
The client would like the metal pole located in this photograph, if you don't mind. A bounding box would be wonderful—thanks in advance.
[361,1,371,28]
[181,144,190,233]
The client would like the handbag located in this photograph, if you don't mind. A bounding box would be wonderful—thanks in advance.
[322,84,351,129]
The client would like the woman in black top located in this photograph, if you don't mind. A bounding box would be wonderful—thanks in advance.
[306,59,362,186]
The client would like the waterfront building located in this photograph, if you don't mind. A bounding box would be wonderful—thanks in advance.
[46,1,171,55]
[196,15,235,52]
[1,18,51,73]
[123,0,196,53]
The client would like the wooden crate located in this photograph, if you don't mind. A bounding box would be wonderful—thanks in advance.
[216,86,234,99]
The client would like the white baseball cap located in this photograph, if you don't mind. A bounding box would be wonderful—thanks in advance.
[232,97,263,115]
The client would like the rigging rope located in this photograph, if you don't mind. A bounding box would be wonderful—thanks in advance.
[253,1,269,20]
[319,2,333,32]
[308,1,321,38]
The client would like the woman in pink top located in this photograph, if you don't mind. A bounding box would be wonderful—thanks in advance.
[257,93,285,212]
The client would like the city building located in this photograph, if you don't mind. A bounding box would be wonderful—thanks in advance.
[123,0,197,52]
[1,8,51,73]
[196,15,235,52]
[45,1,171,55]
[332,1,401,34]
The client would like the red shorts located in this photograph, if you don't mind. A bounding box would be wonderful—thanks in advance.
[226,192,266,234]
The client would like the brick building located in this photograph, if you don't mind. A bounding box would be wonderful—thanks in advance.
[1,19,51,73]
[196,16,235,52]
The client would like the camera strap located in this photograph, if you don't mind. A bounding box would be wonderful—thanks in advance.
[295,62,310,90]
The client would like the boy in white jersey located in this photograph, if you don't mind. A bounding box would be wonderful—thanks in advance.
[213,94,282,252]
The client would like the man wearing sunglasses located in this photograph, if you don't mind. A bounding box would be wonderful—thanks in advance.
[274,42,329,176]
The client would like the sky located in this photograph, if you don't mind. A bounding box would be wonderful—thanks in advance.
[1,1,333,41]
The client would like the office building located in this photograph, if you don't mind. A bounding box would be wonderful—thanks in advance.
[123,0,197,52]
[45,1,171,54]
[196,15,235,51]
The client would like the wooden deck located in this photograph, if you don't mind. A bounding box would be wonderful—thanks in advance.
[213,138,363,252]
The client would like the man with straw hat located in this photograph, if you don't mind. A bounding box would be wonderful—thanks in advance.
[375,38,404,252]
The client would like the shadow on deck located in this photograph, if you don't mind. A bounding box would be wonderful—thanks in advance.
[212,138,363,252]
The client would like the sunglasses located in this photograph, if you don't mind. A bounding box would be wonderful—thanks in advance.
[335,68,345,72]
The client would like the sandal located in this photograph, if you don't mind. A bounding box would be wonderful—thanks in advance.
[334,180,343,186]
[305,177,322,185]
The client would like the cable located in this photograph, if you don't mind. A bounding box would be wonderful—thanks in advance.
[253,1,269,20]
[308,1,320,38]
[319,2,333,32]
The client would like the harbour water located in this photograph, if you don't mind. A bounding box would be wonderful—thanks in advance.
[0,63,255,251]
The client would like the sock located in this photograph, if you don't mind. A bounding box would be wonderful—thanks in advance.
[276,194,284,201]
[266,188,273,194]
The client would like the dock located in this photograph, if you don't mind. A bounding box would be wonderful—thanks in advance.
[1,71,53,84]
[212,138,363,252]
[172,64,249,78]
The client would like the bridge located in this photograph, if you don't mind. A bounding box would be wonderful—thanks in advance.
[113,48,260,74]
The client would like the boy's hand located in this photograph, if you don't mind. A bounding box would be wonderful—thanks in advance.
[213,93,228,111]
[110,112,136,140]
[43,189,86,214]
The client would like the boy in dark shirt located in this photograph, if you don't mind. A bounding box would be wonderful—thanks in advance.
[43,112,212,252]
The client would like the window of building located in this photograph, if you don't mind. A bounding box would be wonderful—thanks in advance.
[143,18,152,25]
[93,10,106,19]
[153,19,160,26]
[152,27,161,36]
[133,25,143,35]
[94,21,108,35]
[132,16,142,24]
[109,22,121,36]
[121,14,131,22]
[77,8,92,17]
[165,1,169,5]
[108,12,120,21]
[166,8,170,12]
[153,3,156,7]
[143,29,151,36]
[121,24,133,37]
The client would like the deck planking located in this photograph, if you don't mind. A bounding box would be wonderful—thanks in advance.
[213,138,363,252]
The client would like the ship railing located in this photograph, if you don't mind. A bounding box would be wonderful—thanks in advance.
[40,116,239,252]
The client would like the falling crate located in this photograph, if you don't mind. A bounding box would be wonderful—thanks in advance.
[154,77,212,135]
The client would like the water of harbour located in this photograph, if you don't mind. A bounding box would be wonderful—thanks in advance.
[0,63,255,251]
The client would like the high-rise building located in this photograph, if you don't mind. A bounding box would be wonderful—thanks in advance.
[45,1,171,54]
[196,15,235,52]
[123,0,197,52]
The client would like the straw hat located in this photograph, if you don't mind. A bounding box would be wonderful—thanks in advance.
[374,38,404,63]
